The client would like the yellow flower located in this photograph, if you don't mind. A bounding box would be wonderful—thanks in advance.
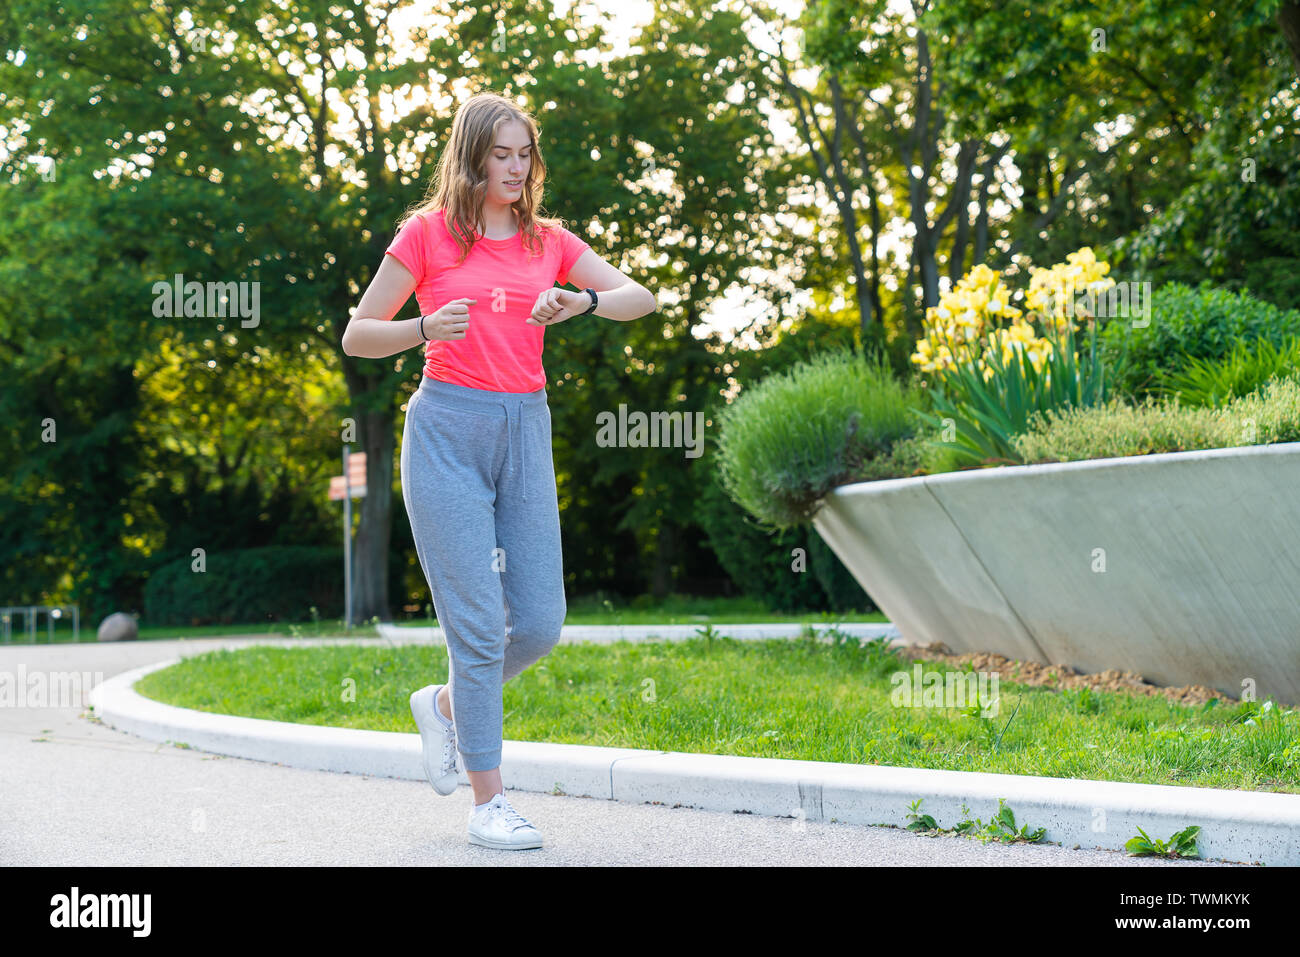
[969,264,995,283]
[917,249,1112,384]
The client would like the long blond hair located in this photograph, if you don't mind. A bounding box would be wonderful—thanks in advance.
[396,92,567,265]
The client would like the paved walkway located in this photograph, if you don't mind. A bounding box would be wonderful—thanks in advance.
[0,636,1236,866]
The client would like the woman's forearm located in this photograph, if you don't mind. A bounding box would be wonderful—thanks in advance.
[342,315,427,358]
[582,282,657,321]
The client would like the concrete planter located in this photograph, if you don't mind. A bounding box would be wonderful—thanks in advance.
[811,442,1300,704]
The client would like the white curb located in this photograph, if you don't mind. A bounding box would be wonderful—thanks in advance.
[90,659,1300,865]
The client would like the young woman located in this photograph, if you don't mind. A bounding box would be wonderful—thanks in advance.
[342,93,656,850]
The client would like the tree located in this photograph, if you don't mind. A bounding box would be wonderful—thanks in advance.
[924,0,1293,280]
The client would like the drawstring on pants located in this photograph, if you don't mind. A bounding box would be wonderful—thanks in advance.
[502,398,528,502]
[414,375,545,505]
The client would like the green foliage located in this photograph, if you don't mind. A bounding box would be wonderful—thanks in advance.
[1110,68,1300,312]
[970,799,1048,845]
[1066,687,1102,716]
[1186,376,1300,443]
[807,534,873,614]
[1125,825,1201,859]
[991,696,1022,752]
[914,319,1111,468]
[0,0,800,618]
[540,0,797,602]
[1012,374,1300,463]
[814,626,903,679]
[923,0,1285,272]
[3,0,1296,618]
[905,798,939,832]
[904,797,1047,844]
[1098,283,1300,400]
[850,431,931,480]
[1154,335,1300,408]
[1231,700,1300,777]
[714,346,921,530]
[693,447,874,613]
[143,545,376,626]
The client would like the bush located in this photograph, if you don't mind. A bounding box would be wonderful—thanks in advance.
[714,346,920,530]
[807,532,872,613]
[849,431,931,481]
[1013,375,1300,464]
[694,443,876,613]
[1098,283,1300,400]
[1154,334,1300,408]
[1231,374,1300,444]
[1110,97,1300,313]
[144,545,350,626]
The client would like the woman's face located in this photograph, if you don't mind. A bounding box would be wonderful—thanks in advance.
[486,121,532,206]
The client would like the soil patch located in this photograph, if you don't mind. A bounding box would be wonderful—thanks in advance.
[895,642,1238,708]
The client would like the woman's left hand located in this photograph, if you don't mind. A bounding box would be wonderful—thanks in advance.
[527,288,586,326]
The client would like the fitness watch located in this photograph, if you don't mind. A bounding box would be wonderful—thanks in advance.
[581,288,598,315]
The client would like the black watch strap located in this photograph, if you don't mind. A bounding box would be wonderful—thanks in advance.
[581,288,598,315]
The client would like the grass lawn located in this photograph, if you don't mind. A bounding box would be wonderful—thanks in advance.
[5,595,886,644]
[131,628,1300,795]
[425,593,886,627]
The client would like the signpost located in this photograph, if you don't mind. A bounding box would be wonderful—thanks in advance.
[328,449,367,628]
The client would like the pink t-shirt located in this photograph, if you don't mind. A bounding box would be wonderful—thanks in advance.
[384,208,591,392]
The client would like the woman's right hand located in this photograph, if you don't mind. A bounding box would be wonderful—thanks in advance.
[424,297,477,340]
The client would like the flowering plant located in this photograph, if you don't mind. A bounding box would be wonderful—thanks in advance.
[910,249,1115,468]
[912,249,1114,384]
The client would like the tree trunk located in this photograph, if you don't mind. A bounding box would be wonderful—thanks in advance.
[903,243,921,342]
[338,354,396,625]
[867,165,883,332]
[651,518,675,600]
[353,402,395,623]
[945,141,980,282]
[1283,2,1300,80]
[973,144,1008,266]
[913,214,941,311]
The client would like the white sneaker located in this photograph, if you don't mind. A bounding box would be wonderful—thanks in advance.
[468,792,543,850]
[409,684,458,795]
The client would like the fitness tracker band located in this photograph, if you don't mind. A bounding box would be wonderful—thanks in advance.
[581,288,598,315]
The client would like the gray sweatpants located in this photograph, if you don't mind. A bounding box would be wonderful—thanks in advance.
[399,374,566,772]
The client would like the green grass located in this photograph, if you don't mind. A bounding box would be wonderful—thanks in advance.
[1,595,886,645]
[499,593,883,627]
[714,345,921,529]
[132,630,1300,794]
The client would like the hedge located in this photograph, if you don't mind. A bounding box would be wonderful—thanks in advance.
[145,545,355,626]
